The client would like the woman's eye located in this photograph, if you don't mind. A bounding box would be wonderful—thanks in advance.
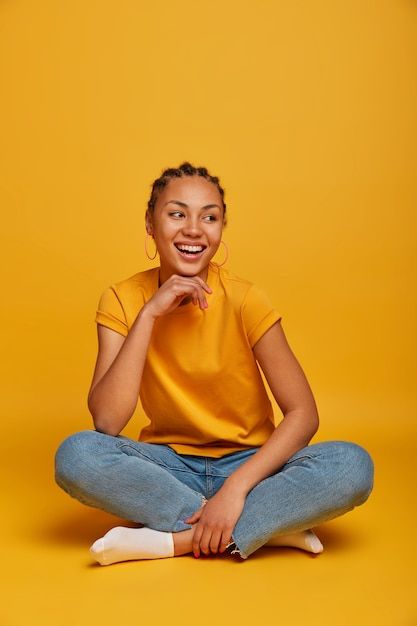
[169,212,216,221]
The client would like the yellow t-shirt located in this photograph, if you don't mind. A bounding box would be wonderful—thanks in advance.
[94,261,282,458]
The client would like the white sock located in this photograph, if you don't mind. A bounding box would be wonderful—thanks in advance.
[265,529,323,553]
[89,526,175,566]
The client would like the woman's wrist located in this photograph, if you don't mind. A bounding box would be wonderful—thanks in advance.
[138,303,159,323]
[223,474,251,497]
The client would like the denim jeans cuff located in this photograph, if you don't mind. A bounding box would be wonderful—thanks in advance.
[172,494,208,532]
[228,533,248,559]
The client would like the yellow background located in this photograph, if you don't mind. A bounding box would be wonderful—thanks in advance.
[1,1,416,624]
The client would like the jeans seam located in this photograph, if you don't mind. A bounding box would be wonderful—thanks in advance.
[118,442,204,476]
[284,454,315,464]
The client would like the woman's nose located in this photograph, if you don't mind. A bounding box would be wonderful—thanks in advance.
[182,218,203,234]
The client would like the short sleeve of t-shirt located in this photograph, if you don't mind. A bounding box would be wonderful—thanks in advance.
[241,283,282,348]
[95,286,129,337]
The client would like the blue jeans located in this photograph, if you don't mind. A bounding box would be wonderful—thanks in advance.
[54,430,374,559]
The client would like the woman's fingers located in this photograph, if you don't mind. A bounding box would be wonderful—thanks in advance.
[195,527,231,556]
[188,276,211,308]
[190,282,209,309]
[198,289,208,309]
[209,529,223,554]
[200,280,213,294]
[198,526,214,556]
[148,273,213,317]
[219,533,233,553]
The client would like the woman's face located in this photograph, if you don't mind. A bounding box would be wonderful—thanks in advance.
[146,176,225,282]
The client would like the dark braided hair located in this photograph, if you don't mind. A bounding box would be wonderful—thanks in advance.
[146,161,227,227]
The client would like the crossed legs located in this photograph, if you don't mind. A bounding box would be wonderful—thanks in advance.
[54,430,374,564]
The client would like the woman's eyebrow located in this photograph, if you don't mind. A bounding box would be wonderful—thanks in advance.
[163,200,221,210]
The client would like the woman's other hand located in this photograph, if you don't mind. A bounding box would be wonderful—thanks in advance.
[184,485,246,557]
[143,274,212,319]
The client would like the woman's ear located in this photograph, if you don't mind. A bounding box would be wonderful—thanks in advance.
[145,211,154,236]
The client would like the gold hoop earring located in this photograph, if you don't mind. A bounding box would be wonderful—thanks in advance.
[211,240,228,267]
[144,232,158,260]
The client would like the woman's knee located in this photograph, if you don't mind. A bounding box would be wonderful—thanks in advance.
[332,440,375,505]
[54,429,102,490]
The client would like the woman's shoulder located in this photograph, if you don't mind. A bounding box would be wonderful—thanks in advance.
[100,266,158,306]
[216,264,253,289]
[112,266,157,290]
[217,264,263,300]
[217,264,280,319]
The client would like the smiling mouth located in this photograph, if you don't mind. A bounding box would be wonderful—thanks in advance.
[174,243,207,259]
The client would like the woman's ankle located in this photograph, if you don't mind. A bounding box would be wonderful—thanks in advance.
[172,526,195,556]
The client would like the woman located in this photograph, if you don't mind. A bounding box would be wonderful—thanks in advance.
[54,161,374,566]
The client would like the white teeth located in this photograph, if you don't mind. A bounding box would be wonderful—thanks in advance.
[176,244,204,252]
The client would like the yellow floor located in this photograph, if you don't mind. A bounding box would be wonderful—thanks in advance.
[2,402,416,626]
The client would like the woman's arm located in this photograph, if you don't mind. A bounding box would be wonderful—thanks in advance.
[87,306,156,436]
[224,320,320,496]
[88,273,212,436]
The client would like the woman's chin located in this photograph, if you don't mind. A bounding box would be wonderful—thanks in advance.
[173,253,212,271]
